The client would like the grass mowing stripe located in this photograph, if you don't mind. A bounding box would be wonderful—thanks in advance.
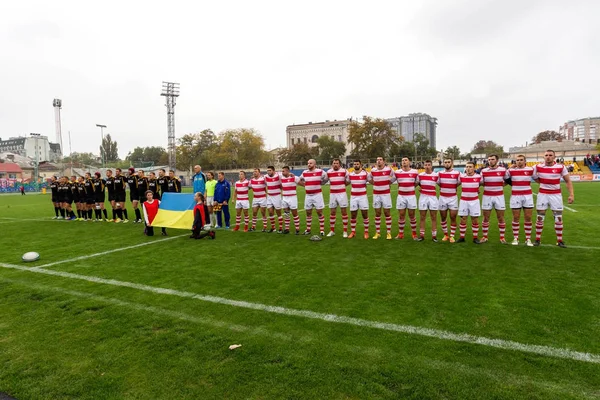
[1,262,599,365]
[36,233,189,269]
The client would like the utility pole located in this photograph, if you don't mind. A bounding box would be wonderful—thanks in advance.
[96,124,107,168]
[161,81,180,171]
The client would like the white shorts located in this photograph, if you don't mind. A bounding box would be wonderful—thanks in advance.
[305,193,325,210]
[350,195,369,211]
[282,196,298,210]
[329,192,348,208]
[236,200,249,209]
[252,197,267,208]
[536,193,563,212]
[266,195,282,209]
[510,194,534,209]
[458,199,481,217]
[418,194,439,211]
[206,196,214,204]
[373,194,392,209]
[396,195,417,210]
[482,195,506,211]
[439,196,458,211]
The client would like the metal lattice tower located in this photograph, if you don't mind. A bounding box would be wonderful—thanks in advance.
[161,82,180,170]
[52,99,63,157]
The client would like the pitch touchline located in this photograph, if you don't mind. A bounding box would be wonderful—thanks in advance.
[531,192,577,213]
[36,234,189,269]
[0,262,598,364]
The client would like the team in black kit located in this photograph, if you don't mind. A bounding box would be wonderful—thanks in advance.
[49,168,181,223]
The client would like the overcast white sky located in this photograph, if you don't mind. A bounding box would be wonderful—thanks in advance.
[1,0,598,158]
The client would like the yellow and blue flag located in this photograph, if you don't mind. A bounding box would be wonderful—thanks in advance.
[151,193,196,230]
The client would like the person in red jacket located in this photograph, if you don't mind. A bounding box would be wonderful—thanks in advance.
[142,190,167,236]
[191,192,215,240]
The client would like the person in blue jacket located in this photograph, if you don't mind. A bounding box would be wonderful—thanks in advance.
[214,172,231,228]
[192,165,207,196]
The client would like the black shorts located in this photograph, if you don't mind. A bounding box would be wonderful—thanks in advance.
[115,192,126,203]
[86,197,96,205]
[95,194,105,203]
[51,195,58,203]
[63,197,72,204]
[108,193,116,202]
[130,192,140,202]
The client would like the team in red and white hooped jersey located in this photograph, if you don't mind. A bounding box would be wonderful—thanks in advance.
[393,157,419,240]
[232,171,251,232]
[437,159,461,242]
[480,155,507,243]
[249,168,268,231]
[416,160,439,241]
[504,156,534,246]
[280,166,302,235]
[368,157,395,239]
[300,159,328,235]
[457,162,482,244]
[531,150,574,248]
[326,159,349,237]
[346,160,370,239]
[264,166,284,232]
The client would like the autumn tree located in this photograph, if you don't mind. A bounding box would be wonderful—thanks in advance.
[317,136,346,161]
[444,146,461,160]
[126,146,167,165]
[279,143,319,164]
[531,130,564,144]
[471,140,505,156]
[348,116,402,159]
[100,134,119,162]
[209,128,269,168]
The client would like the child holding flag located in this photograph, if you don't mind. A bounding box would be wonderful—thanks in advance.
[142,190,167,236]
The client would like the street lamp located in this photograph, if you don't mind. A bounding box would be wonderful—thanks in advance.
[96,124,107,168]
[30,133,41,188]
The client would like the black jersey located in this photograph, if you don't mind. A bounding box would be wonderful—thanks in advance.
[157,176,170,194]
[147,178,159,194]
[93,178,106,194]
[69,181,78,199]
[127,175,138,191]
[113,174,126,193]
[49,181,59,195]
[76,182,86,199]
[136,177,149,194]
[105,176,115,193]
[167,177,181,193]
[58,183,71,200]
[83,178,95,196]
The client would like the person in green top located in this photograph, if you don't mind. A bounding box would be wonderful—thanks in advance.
[205,171,218,228]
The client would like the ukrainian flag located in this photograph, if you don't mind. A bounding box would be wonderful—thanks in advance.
[151,193,196,230]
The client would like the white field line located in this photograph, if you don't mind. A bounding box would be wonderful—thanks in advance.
[0,218,65,224]
[541,244,600,250]
[36,234,189,269]
[0,262,599,364]
[531,192,577,213]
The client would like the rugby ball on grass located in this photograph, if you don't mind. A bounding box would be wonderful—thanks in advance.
[22,252,40,262]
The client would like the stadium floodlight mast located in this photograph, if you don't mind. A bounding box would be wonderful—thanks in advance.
[96,124,107,168]
[161,81,180,171]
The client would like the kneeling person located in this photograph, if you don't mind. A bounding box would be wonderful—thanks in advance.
[191,192,215,239]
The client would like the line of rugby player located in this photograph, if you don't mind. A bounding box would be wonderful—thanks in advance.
[230,150,574,247]
[48,168,181,223]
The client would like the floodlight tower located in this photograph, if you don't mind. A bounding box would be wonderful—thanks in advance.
[52,99,63,157]
[161,81,180,171]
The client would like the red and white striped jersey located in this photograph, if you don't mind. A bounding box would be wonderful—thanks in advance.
[505,167,533,196]
[249,176,267,198]
[533,163,568,195]
[369,166,395,195]
[417,172,439,197]
[348,170,368,197]
[438,169,460,197]
[459,174,482,201]
[281,175,300,197]
[264,173,282,196]
[235,179,250,201]
[301,168,328,195]
[327,168,348,194]
[481,166,506,196]
[394,168,418,196]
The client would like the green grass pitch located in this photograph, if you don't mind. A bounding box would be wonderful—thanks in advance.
[0,183,599,399]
